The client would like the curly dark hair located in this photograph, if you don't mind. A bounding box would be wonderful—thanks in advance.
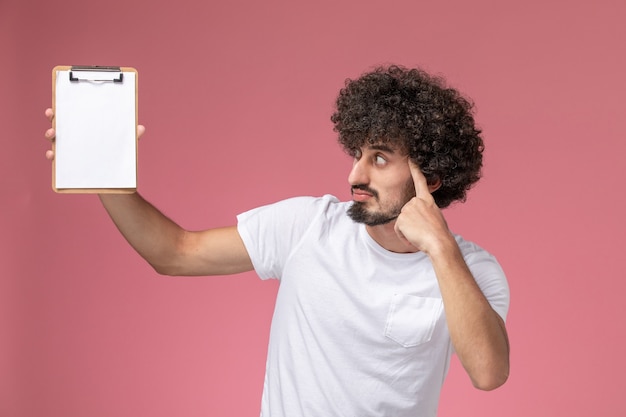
[331,65,484,208]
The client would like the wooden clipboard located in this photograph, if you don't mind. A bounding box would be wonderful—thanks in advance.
[52,65,138,193]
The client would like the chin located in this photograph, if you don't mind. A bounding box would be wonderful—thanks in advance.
[347,202,397,226]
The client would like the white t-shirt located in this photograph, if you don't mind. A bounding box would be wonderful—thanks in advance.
[237,195,509,417]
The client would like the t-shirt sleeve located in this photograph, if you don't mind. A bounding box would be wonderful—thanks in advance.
[463,245,511,322]
[237,195,339,280]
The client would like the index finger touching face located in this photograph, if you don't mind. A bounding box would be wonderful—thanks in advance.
[408,159,432,199]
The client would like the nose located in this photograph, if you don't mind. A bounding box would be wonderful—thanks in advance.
[348,157,369,186]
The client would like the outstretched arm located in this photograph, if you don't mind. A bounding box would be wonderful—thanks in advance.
[45,109,253,277]
[394,160,510,391]
[98,193,253,276]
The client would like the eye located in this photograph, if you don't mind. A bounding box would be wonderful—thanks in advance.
[374,154,387,165]
[352,149,362,159]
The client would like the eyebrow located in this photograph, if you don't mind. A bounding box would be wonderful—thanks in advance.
[367,144,398,154]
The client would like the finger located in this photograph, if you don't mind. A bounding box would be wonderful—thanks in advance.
[45,128,56,142]
[408,159,432,200]
[45,150,55,160]
[45,108,54,122]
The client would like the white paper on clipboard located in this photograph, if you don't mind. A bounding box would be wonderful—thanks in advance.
[53,66,137,192]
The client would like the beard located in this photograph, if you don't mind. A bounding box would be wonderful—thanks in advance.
[347,201,403,226]
[347,179,415,226]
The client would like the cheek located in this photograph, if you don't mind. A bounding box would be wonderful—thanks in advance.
[403,178,416,199]
[380,178,414,204]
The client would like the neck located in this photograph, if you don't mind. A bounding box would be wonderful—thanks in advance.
[365,222,419,254]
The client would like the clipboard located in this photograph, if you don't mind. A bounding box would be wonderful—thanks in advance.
[52,65,138,193]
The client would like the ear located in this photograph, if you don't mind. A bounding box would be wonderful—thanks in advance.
[427,176,442,193]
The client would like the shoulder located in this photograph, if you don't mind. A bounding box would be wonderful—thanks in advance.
[454,235,497,262]
[455,234,510,315]
[454,234,508,287]
[236,195,350,280]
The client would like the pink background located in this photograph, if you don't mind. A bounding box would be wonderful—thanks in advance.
[2,0,625,415]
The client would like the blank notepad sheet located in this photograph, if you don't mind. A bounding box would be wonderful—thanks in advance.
[54,69,137,190]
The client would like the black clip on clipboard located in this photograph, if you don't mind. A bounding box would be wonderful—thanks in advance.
[68,65,125,83]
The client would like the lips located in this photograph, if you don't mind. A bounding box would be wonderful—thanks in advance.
[351,185,376,202]
[352,191,372,202]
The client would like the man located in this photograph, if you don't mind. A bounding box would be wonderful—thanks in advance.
[45,65,510,416]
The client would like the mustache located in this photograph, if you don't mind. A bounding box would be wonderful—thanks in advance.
[351,184,379,198]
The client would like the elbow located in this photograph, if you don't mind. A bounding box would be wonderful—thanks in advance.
[146,233,190,276]
[152,264,177,276]
[471,365,509,391]
[473,375,508,391]
[146,255,185,276]
[150,260,187,276]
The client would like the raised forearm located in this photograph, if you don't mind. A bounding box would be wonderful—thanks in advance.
[99,193,186,274]
[429,239,510,390]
